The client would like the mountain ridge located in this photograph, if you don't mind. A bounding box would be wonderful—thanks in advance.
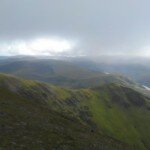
[0,73,149,149]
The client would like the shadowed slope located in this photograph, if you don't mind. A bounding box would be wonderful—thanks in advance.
[0,74,149,149]
[0,74,131,150]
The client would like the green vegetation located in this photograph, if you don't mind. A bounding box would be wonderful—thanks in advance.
[0,74,149,149]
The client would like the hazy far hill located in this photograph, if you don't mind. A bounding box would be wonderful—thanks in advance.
[0,58,135,88]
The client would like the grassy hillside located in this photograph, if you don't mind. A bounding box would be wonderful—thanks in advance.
[0,74,131,150]
[0,59,135,88]
[0,74,149,149]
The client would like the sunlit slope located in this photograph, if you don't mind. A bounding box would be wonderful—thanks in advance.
[0,74,149,149]
[0,59,135,88]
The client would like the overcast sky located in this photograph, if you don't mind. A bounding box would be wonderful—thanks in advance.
[0,0,150,57]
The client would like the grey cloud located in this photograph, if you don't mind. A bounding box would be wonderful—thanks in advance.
[0,0,150,56]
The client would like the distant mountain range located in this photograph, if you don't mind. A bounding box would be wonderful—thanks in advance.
[0,57,136,88]
[68,56,150,87]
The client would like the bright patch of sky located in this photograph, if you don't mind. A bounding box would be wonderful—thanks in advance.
[0,38,75,56]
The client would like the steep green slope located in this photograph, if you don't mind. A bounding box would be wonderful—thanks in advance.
[0,74,149,149]
[0,59,135,88]
[0,74,131,150]
[89,84,150,149]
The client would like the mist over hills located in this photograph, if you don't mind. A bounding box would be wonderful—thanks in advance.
[0,55,149,91]
[2,55,149,87]
[68,56,150,87]
[0,56,136,88]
